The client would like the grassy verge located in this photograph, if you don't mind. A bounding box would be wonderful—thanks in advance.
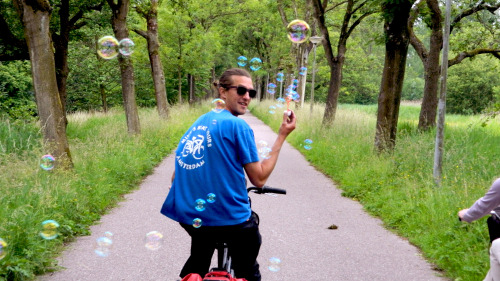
[251,100,500,281]
[0,105,204,280]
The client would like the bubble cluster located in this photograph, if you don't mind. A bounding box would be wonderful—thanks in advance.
[118,38,135,56]
[276,72,284,82]
[268,105,277,114]
[267,83,277,95]
[212,98,225,113]
[249,57,262,71]
[287,19,311,44]
[192,218,202,228]
[207,193,216,203]
[237,56,247,67]
[257,140,272,160]
[0,238,7,260]
[97,36,134,59]
[144,231,164,251]
[276,97,286,108]
[195,199,206,212]
[40,154,55,171]
[304,139,313,150]
[97,36,119,59]
[94,236,113,257]
[299,67,307,76]
[268,257,282,272]
[40,220,59,240]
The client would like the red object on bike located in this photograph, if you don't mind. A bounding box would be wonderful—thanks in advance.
[202,271,247,281]
[181,273,203,281]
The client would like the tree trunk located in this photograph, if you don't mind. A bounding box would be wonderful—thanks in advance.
[14,0,72,167]
[418,1,442,131]
[188,73,194,105]
[108,0,140,135]
[177,67,182,103]
[297,44,309,108]
[53,0,70,126]
[100,83,108,113]
[374,0,413,152]
[134,0,168,119]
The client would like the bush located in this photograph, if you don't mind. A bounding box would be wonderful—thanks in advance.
[0,61,36,120]
[447,57,500,115]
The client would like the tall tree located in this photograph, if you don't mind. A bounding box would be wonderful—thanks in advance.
[133,0,169,118]
[374,0,414,152]
[409,0,500,131]
[107,0,141,135]
[13,0,72,167]
[52,0,106,124]
[312,0,377,126]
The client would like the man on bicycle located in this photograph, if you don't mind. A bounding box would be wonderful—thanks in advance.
[161,68,296,281]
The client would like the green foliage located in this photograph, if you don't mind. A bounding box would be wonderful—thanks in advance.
[447,57,500,115]
[0,105,202,280]
[252,100,500,280]
[0,61,36,120]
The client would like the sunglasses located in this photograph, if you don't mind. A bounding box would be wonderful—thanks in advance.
[225,86,257,98]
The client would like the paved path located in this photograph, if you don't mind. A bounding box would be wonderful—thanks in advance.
[39,111,447,281]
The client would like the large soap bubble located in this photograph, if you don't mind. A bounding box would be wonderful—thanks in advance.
[287,19,311,44]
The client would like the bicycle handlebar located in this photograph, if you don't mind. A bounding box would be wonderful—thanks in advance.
[247,186,287,195]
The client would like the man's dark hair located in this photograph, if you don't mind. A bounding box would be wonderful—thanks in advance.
[213,68,251,88]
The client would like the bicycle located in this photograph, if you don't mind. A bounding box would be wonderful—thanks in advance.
[181,186,286,281]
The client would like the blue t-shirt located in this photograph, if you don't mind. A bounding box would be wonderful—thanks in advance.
[160,110,260,226]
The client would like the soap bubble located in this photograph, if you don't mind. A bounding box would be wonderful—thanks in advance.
[269,105,276,114]
[195,198,206,212]
[237,56,247,67]
[97,36,119,59]
[304,139,313,150]
[40,154,55,171]
[276,72,284,82]
[144,231,163,251]
[267,83,277,95]
[94,236,113,257]
[257,140,272,160]
[212,98,225,113]
[40,220,59,240]
[118,38,134,56]
[299,67,307,76]
[104,231,114,238]
[0,238,7,260]
[287,19,311,44]
[249,57,262,71]
[192,218,202,228]
[276,97,286,108]
[207,193,216,203]
[268,257,282,272]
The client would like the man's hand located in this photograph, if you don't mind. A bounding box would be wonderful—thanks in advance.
[458,209,469,221]
[279,110,296,137]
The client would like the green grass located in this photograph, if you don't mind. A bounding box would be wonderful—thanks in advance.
[0,105,204,280]
[251,100,500,281]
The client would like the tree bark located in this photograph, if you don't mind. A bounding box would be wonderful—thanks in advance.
[13,0,72,167]
[53,0,71,125]
[133,0,169,119]
[108,0,140,135]
[374,0,413,152]
[418,0,442,131]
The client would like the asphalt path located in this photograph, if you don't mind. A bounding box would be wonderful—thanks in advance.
[39,111,448,281]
